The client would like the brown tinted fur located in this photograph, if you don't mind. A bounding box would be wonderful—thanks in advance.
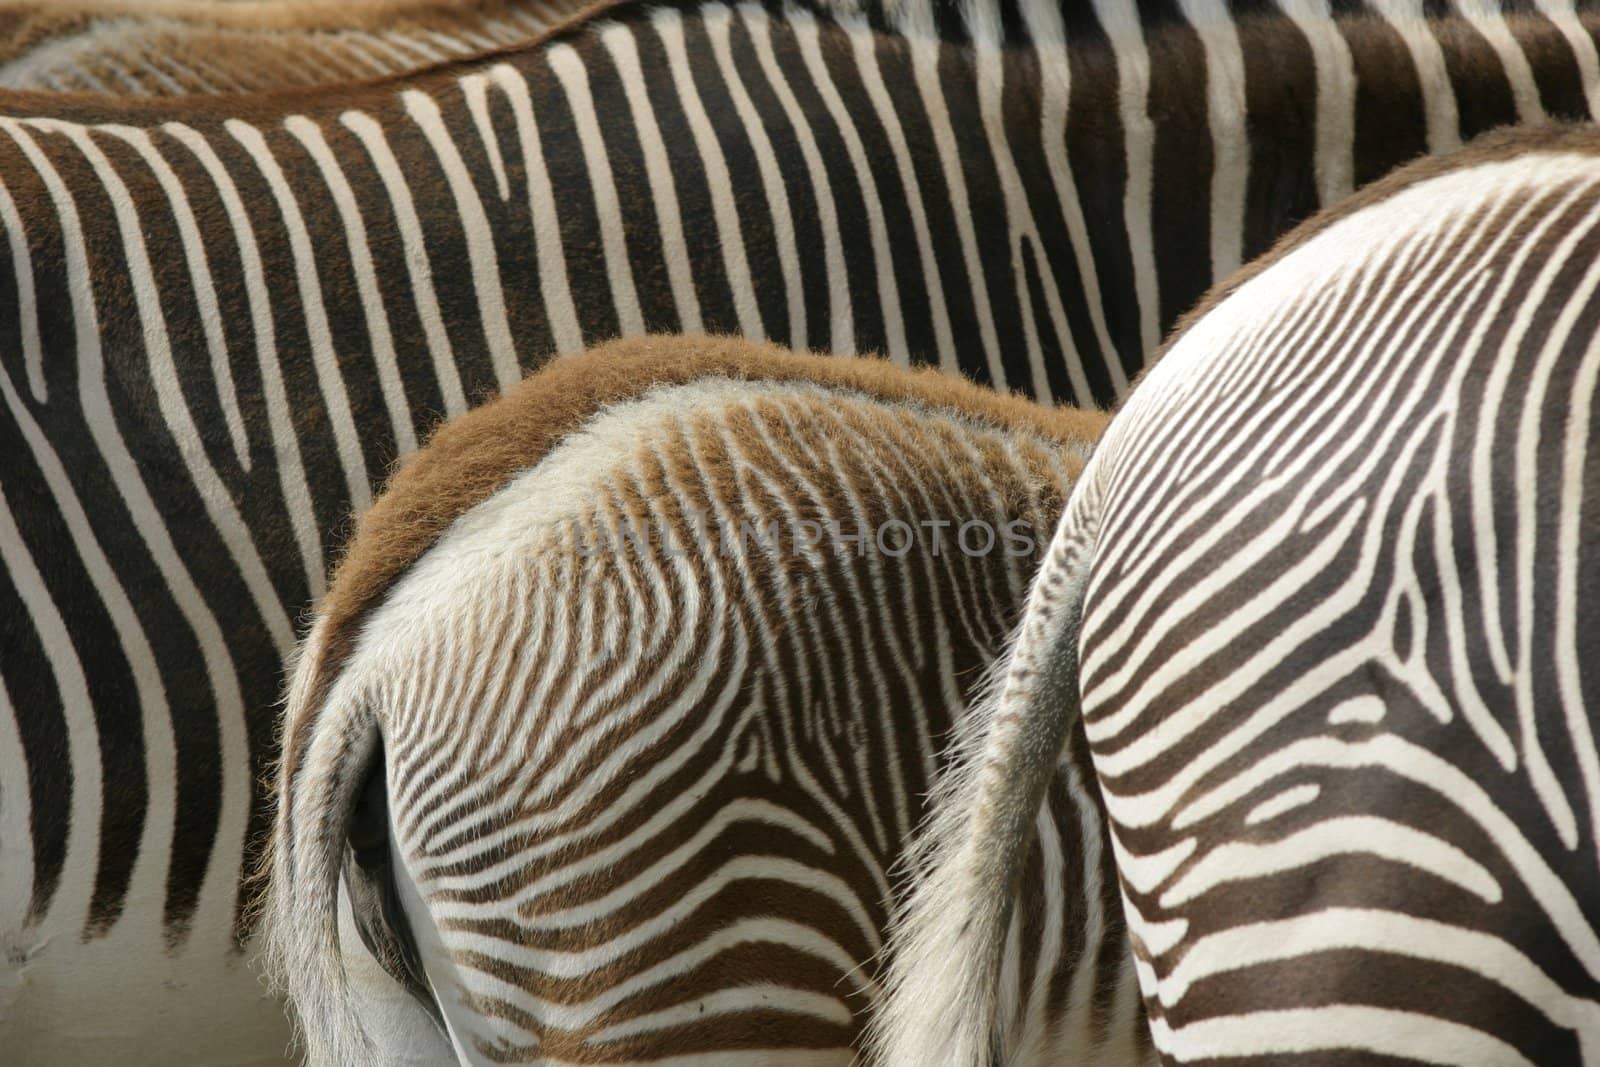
[0,0,635,117]
[1160,123,1600,356]
[290,335,1109,774]
[0,0,577,48]
[0,0,591,95]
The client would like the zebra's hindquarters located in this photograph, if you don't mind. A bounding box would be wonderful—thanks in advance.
[887,123,1600,1066]
[1080,126,1600,1063]
[266,336,1131,1065]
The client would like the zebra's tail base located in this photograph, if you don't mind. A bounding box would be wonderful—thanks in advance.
[867,526,1093,1067]
[257,637,384,1067]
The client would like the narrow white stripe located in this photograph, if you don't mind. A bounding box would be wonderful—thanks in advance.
[383,29,447,64]
[341,32,405,78]
[425,30,475,57]
[1532,0,1600,119]
[1457,0,1548,122]
[155,53,208,94]
[545,43,646,337]
[1554,269,1600,875]
[967,0,1090,402]
[403,89,521,390]
[105,55,146,95]
[841,7,956,370]
[704,5,806,349]
[1021,0,1129,397]
[1159,816,1501,910]
[284,115,418,456]
[599,23,704,335]
[1328,696,1385,724]
[897,1,1005,383]
[1156,1006,1535,1066]
[459,73,511,201]
[161,122,327,596]
[339,110,470,419]
[1019,803,1066,1055]
[740,3,850,352]
[180,50,246,94]
[1276,0,1358,206]
[1244,782,1320,825]
[584,986,852,1044]
[225,117,373,514]
[652,7,764,341]
[790,7,906,361]
[1090,0,1162,357]
[487,64,584,354]
[98,125,251,468]
[0,175,43,402]
[1056,742,1111,1055]
[0,677,33,934]
[0,486,103,935]
[133,48,184,95]
[1176,0,1249,279]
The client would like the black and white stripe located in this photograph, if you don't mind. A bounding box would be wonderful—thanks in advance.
[6,0,1600,1060]
[267,343,1131,1064]
[879,124,1600,1065]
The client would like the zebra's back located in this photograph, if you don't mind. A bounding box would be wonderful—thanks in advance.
[0,0,576,95]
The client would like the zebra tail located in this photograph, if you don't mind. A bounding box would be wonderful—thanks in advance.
[260,642,383,1067]
[868,500,1098,1067]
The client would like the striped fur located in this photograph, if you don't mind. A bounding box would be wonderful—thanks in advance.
[265,335,1137,1065]
[878,124,1600,1065]
[7,0,1600,1059]
[0,0,580,95]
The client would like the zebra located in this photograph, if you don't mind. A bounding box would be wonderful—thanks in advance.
[875,121,1600,1066]
[264,333,1132,1065]
[0,0,575,95]
[6,0,1600,1059]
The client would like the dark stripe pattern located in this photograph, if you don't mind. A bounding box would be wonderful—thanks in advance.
[3,0,1600,1054]
[882,126,1600,1065]
[268,363,1132,1062]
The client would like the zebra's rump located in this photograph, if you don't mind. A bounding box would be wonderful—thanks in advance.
[1083,126,1600,1064]
[876,121,1600,1067]
[266,335,1135,1064]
